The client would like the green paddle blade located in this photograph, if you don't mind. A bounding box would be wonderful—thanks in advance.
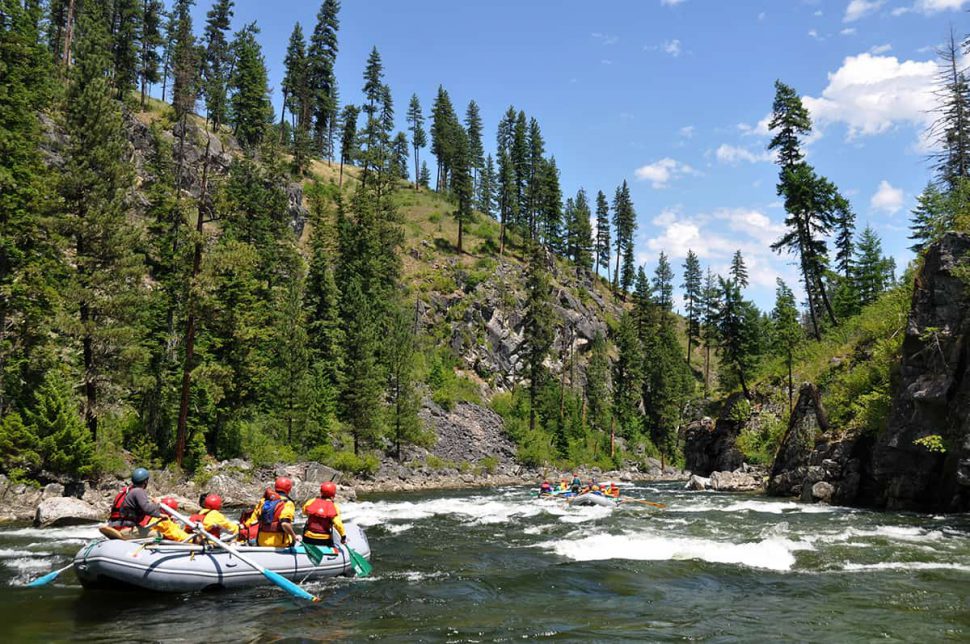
[261,568,319,602]
[346,546,373,577]
[303,543,325,566]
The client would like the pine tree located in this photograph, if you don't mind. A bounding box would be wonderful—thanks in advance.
[585,332,612,440]
[525,117,545,237]
[202,0,234,130]
[771,278,801,413]
[633,267,654,339]
[716,278,759,398]
[308,0,340,160]
[700,268,720,396]
[385,302,423,460]
[392,131,410,181]
[682,250,702,366]
[537,157,563,251]
[729,250,748,288]
[465,100,485,186]
[24,370,93,477]
[419,161,431,189]
[430,85,458,191]
[612,181,637,294]
[833,194,855,279]
[909,182,955,254]
[338,103,358,188]
[595,190,611,282]
[170,0,198,122]
[641,320,692,468]
[497,149,516,253]
[60,1,146,441]
[479,154,496,217]
[522,243,555,432]
[111,0,143,98]
[138,0,164,109]
[280,22,305,134]
[159,7,176,102]
[611,311,642,450]
[652,251,674,311]
[451,125,474,253]
[932,28,970,190]
[854,225,892,307]
[407,94,426,191]
[0,0,58,416]
[568,189,594,276]
[229,25,272,150]
[304,183,343,387]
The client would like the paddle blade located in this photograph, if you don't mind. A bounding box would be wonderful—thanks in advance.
[25,570,60,588]
[346,547,373,577]
[303,543,325,566]
[260,568,319,602]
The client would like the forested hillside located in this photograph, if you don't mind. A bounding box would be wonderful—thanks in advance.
[1,0,964,492]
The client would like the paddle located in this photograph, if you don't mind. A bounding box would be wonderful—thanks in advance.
[161,505,319,603]
[25,562,73,588]
[343,544,373,577]
[618,498,667,509]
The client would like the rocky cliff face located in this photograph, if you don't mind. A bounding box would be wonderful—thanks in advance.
[684,394,748,476]
[767,234,970,512]
[868,233,970,511]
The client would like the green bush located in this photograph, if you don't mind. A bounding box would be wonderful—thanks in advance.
[329,451,380,477]
[238,419,297,469]
[0,412,39,481]
[24,371,93,478]
[478,455,499,475]
[736,413,786,465]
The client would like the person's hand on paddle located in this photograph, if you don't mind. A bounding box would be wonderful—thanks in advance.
[341,535,347,545]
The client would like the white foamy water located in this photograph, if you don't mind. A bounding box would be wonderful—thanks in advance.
[1,525,102,541]
[841,561,970,573]
[539,531,814,572]
[675,499,841,515]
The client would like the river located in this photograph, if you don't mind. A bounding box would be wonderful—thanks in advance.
[1,482,968,641]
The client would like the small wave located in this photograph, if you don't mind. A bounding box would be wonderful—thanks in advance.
[347,497,547,527]
[675,499,839,515]
[841,561,970,573]
[0,548,51,559]
[384,523,413,534]
[0,525,103,541]
[538,532,813,572]
[806,525,948,545]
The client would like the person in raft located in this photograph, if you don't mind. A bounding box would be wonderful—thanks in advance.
[539,481,553,496]
[302,481,347,548]
[570,473,582,494]
[148,497,192,542]
[244,477,298,547]
[189,494,239,541]
[107,467,162,536]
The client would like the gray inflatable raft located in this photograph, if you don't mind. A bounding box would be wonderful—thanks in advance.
[570,493,617,507]
[73,522,370,592]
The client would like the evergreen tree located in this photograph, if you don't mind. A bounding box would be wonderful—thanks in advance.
[611,181,637,294]
[60,1,145,440]
[512,110,530,229]
[138,0,165,109]
[611,311,642,449]
[682,250,702,366]
[521,243,555,432]
[594,190,611,281]
[568,188,594,276]
[907,181,970,254]
[229,25,272,150]
[430,85,458,191]
[641,321,692,468]
[304,183,343,388]
[854,225,892,307]
[932,29,970,190]
[202,0,234,130]
[407,94,426,190]
[525,117,545,237]
[308,0,340,160]
[652,251,674,311]
[465,100,485,184]
[0,0,58,416]
[338,103,358,188]
[392,131,410,180]
[385,302,423,460]
[280,22,305,134]
[716,278,759,398]
[729,250,748,288]
[451,125,474,253]
[585,332,612,441]
[537,157,563,251]
[24,370,93,477]
[170,0,198,122]
[159,7,176,103]
[111,0,143,98]
[633,267,654,339]
[700,268,720,396]
[479,154,496,217]
[771,278,801,413]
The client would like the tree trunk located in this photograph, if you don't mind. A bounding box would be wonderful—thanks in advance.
[61,0,76,69]
[704,343,711,397]
[414,146,420,191]
[80,302,97,441]
[278,89,288,144]
[613,244,621,294]
[609,416,616,458]
[457,218,463,254]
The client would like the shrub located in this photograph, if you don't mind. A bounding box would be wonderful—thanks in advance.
[329,450,380,477]
[478,455,499,475]
[24,371,93,478]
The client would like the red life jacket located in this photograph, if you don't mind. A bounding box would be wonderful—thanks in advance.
[258,497,289,534]
[190,509,221,537]
[304,499,337,537]
[108,486,150,527]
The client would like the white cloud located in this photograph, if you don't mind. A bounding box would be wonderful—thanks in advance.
[869,43,892,54]
[591,32,619,46]
[802,53,937,139]
[679,125,695,139]
[844,0,885,22]
[738,115,772,137]
[914,0,967,13]
[840,27,857,35]
[663,39,682,57]
[870,180,904,213]
[661,0,686,5]
[634,158,696,188]
[808,29,821,39]
[714,144,775,164]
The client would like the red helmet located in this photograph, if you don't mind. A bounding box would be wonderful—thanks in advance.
[263,486,279,501]
[320,481,337,498]
[274,477,293,494]
[160,496,178,510]
[203,494,223,511]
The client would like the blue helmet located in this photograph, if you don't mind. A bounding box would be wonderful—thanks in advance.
[131,467,150,484]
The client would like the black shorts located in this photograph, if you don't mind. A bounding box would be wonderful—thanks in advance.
[303,535,335,547]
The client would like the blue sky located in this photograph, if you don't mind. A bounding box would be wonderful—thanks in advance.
[189,0,967,310]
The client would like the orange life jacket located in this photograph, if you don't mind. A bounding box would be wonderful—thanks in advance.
[304,498,337,537]
[108,486,150,527]
[189,509,221,537]
[258,496,290,534]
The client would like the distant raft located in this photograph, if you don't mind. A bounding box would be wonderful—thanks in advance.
[569,493,617,507]
[73,522,370,593]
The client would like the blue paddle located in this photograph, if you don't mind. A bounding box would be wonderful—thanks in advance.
[161,505,319,603]
[25,562,73,588]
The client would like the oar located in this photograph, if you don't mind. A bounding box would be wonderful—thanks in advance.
[161,505,319,603]
[25,562,73,588]
[342,544,373,577]
[618,498,667,509]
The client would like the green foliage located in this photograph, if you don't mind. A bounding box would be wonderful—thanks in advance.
[24,371,93,477]
[423,348,480,411]
[477,455,499,475]
[913,434,946,454]
[328,450,380,477]
[0,412,40,480]
[736,412,786,465]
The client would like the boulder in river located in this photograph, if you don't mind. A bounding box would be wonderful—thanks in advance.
[767,383,827,497]
[34,497,101,527]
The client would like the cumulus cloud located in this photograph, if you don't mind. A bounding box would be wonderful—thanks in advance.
[914,0,967,13]
[802,53,936,138]
[663,39,682,56]
[870,180,904,213]
[634,158,696,188]
[869,43,892,54]
[661,0,686,5]
[844,0,885,22]
[714,144,775,164]
[679,125,695,139]
[841,27,857,35]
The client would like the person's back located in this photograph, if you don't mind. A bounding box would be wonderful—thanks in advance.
[255,478,297,547]
[107,468,159,537]
[195,494,238,540]
[150,497,191,542]
[302,481,346,548]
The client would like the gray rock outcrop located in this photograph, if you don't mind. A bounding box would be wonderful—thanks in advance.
[34,497,101,527]
[767,384,828,497]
